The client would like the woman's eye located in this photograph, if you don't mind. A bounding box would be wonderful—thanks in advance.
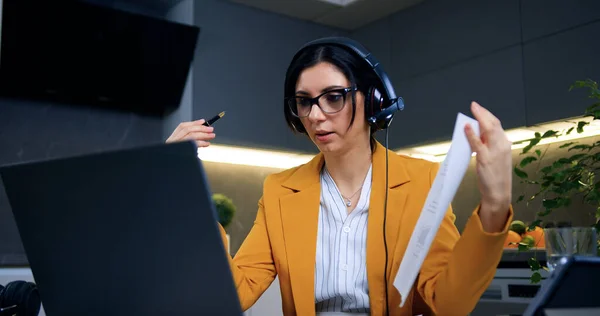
[326,94,343,102]
[299,98,312,107]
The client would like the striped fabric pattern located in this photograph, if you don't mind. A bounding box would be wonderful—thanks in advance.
[314,164,372,313]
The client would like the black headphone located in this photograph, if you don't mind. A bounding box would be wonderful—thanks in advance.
[0,281,41,316]
[288,36,405,131]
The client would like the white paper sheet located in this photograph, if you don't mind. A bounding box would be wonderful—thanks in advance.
[394,112,480,307]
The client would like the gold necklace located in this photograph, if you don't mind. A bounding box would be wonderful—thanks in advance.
[341,185,362,207]
[324,165,364,207]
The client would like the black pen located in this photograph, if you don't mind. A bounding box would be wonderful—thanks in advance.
[202,111,225,126]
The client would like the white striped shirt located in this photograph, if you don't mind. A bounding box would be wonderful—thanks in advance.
[314,164,372,313]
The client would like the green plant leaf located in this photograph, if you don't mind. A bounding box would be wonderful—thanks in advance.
[522,138,541,154]
[541,130,559,138]
[531,272,542,284]
[588,110,600,120]
[586,102,600,112]
[585,189,600,204]
[570,78,598,92]
[517,195,524,203]
[577,121,589,133]
[552,160,566,169]
[535,149,542,157]
[566,127,575,135]
[520,156,538,168]
[559,142,576,148]
[518,242,530,252]
[212,193,237,228]
[570,144,593,151]
[537,209,552,217]
[540,165,553,174]
[554,171,567,182]
[528,257,541,271]
[514,167,528,179]
[529,219,542,230]
[569,153,587,162]
[543,198,558,208]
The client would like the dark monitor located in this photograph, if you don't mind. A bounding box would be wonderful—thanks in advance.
[523,256,600,316]
[0,141,242,315]
[0,0,199,116]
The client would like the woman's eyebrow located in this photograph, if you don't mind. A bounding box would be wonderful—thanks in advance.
[295,85,345,96]
[321,85,344,92]
[294,90,310,96]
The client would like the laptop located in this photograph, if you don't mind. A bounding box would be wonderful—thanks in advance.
[523,256,600,316]
[0,141,243,316]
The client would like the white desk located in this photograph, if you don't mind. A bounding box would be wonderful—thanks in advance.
[0,267,284,316]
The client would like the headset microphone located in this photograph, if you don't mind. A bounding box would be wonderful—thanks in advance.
[368,97,405,128]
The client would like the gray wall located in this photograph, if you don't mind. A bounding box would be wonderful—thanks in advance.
[353,0,600,149]
[191,0,348,154]
[163,0,195,138]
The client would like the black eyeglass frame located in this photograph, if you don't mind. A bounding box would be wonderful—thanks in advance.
[286,86,358,118]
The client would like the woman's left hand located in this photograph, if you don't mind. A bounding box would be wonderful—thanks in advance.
[464,101,513,233]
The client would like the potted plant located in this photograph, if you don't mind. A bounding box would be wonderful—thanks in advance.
[512,78,600,283]
[212,193,237,254]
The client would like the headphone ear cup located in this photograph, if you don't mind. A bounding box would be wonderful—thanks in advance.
[0,284,5,307]
[365,86,384,129]
[0,281,41,316]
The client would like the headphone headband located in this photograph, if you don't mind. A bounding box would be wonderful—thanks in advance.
[291,36,404,130]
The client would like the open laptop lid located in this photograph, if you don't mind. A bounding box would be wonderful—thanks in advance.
[0,141,242,316]
[523,256,600,316]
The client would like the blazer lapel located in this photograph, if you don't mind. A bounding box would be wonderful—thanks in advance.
[280,154,324,316]
[366,142,410,315]
[277,143,412,315]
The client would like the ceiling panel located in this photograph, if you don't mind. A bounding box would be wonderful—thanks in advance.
[109,0,425,30]
[314,0,424,30]
[225,0,426,30]
[230,0,340,21]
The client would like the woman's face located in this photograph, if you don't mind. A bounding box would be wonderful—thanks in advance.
[294,62,370,154]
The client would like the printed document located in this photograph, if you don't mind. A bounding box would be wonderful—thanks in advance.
[394,112,480,307]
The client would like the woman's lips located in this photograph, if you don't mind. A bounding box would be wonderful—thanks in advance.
[315,131,334,142]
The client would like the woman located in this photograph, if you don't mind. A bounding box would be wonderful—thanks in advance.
[167,37,513,316]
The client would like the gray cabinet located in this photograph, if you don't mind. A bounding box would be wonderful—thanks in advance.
[388,0,521,82]
[523,20,600,126]
[521,0,600,42]
[352,18,393,72]
[384,46,526,150]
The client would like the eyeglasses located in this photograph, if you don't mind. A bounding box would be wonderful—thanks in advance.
[287,87,356,118]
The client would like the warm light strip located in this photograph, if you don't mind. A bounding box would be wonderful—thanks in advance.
[195,118,600,168]
[397,117,600,162]
[198,144,315,169]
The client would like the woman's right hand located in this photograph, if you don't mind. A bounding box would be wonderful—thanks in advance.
[166,119,216,148]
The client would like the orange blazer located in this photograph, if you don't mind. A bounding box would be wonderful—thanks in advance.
[218,141,513,316]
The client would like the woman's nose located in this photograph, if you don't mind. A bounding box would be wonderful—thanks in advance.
[307,104,326,122]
